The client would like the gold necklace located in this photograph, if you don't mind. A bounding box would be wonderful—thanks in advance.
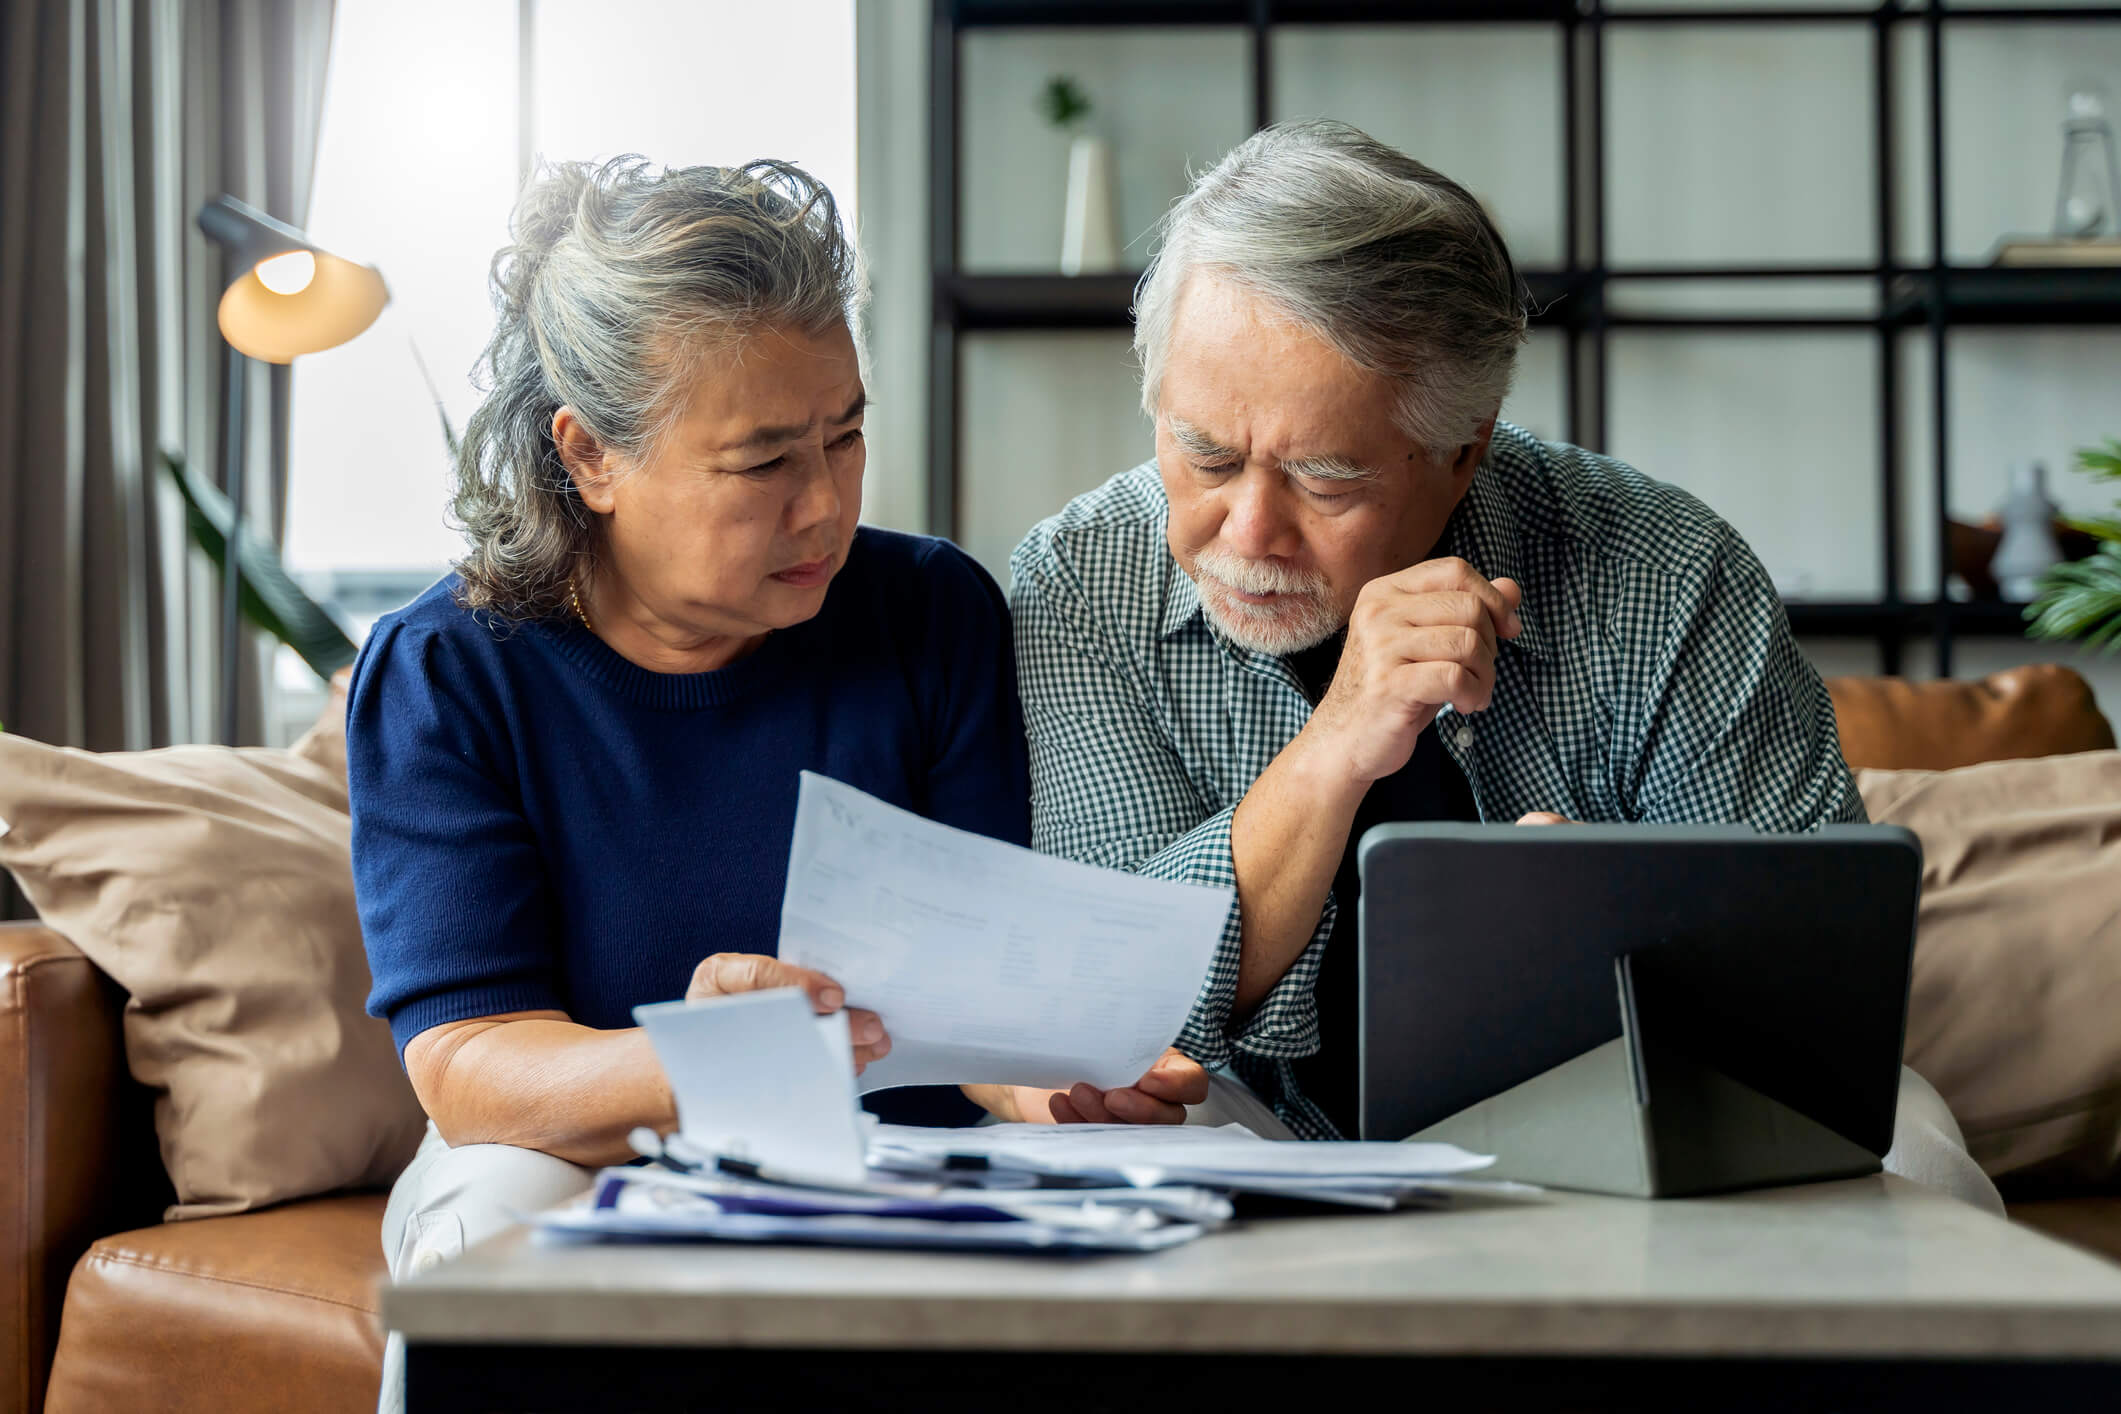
[569,578,593,634]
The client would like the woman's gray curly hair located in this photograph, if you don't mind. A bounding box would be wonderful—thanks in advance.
[451,156,867,621]
[1134,119,1528,459]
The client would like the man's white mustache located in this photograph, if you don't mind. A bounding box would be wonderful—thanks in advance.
[1193,547,1327,599]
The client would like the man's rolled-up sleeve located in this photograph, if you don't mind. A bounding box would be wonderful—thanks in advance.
[1009,543,1331,1072]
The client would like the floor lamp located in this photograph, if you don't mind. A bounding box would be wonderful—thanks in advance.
[195,195,387,745]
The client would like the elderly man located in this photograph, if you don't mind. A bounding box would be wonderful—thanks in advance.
[1004,120,1998,1209]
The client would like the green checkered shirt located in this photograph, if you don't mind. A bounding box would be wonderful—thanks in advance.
[1008,421,1865,1138]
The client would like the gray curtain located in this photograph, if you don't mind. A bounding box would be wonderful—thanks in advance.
[1,0,334,921]
[0,0,335,764]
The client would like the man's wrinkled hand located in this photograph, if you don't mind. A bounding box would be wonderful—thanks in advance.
[684,952,891,1074]
[1306,557,1523,788]
[967,1047,1210,1125]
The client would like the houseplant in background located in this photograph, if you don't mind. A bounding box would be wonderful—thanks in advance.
[2027,438,2121,652]
[151,343,454,712]
[160,448,358,683]
[1041,75,1119,276]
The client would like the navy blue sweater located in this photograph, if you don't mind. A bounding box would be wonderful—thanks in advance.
[346,529,1030,1124]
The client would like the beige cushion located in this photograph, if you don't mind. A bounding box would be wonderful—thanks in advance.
[1860,751,2121,1193]
[0,704,424,1219]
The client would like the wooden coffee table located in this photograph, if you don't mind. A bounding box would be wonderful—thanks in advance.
[384,1174,2121,1411]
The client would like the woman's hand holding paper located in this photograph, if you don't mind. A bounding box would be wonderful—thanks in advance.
[686,953,892,1075]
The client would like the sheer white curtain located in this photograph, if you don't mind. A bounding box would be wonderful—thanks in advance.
[285,0,862,583]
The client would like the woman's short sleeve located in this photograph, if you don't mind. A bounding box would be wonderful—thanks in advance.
[348,619,567,1055]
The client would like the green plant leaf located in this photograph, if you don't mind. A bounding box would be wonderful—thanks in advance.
[2063,514,2121,544]
[1037,75,1091,130]
[2074,438,2121,484]
[2027,541,2121,653]
[159,448,359,681]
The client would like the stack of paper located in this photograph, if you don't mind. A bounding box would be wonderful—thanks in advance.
[535,1161,1218,1253]
[870,1122,1509,1211]
[527,1120,1512,1252]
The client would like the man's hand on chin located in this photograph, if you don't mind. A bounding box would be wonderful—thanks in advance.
[966,1047,1210,1125]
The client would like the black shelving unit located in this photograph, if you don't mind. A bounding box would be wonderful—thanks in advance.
[929,1,2121,675]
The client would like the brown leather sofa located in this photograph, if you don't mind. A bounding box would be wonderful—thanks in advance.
[1,923,390,1414]
[4,664,2118,1414]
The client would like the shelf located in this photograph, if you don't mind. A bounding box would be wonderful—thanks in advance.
[1783,600,2045,639]
[940,270,1583,331]
[1934,8,2121,21]
[950,2,2121,27]
[1267,0,1572,20]
[1950,600,2045,638]
[941,267,2121,332]
[949,1,1573,25]
[941,272,1140,330]
[943,269,2121,334]
[1602,6,1885,23]
[1603,315,1879,331]
[1785,602,1919,637]
[1597,265,2121,328]
[941,1,2121,25]
[931,0,2115,673]
[1887,267,2121,326]
[1604,5,2121,24]
[952,0,1249,25]
[1604,265,1882,280]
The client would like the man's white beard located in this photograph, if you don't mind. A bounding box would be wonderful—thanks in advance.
[1190,546,1344,656]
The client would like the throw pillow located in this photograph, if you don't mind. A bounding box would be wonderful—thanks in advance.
[288,665,353,783]
[1830,664,2116,772]
[1861,751,2121,1193]
[0,716,426,1219]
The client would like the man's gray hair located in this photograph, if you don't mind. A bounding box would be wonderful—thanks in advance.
[451,155,867,621]
[1134,120,1528,458]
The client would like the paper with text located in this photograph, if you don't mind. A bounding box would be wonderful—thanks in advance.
[779,772,1232,1094]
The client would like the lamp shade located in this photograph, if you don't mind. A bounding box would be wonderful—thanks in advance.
[196,195,388,364]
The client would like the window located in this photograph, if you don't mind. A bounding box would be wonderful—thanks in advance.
[278,0,856,739]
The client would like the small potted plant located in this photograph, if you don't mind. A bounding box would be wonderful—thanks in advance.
[2027,438,2121,652]
[1040,75,1119,276]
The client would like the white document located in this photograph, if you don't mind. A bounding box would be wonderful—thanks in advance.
[533,1168,1207,1253]
[870,1122,1495,1183]
[778,771,1233,1095]
[634,989,868,1185]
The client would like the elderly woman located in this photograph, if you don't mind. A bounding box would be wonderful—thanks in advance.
[352,161,1204,1396]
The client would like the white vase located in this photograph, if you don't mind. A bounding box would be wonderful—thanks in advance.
[1993,461,2064,602]
[1061,134,1120,276]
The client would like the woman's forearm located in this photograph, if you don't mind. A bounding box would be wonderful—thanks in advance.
[405,1010,676,1168]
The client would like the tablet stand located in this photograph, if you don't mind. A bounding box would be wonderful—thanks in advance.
[1410,953,1882,1198]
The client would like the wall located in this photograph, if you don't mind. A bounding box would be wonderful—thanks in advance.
[875,12,2121,719]
[856,0,932,535]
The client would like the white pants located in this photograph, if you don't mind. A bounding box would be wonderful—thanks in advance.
[1885,1066,2005,1215]
[376,1123,593,1414]
[1197,1066,2004,1215]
